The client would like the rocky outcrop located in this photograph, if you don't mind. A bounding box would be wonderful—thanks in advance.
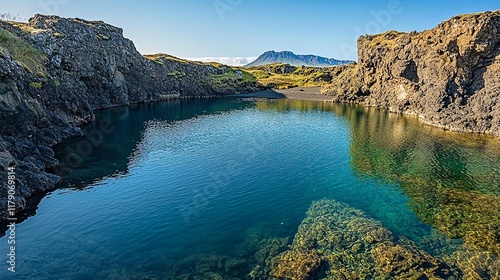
[269,199,462,279]
[322,10,500,136]
[0,15,261,220]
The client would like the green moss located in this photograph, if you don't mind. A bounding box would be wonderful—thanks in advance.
[366,30,406,49]
[54,80,61,87]
[29,81,42,89]
[8,22,36,34]
[241,71,257,83]
[153,60,164,65]
[53,32,64,38]
[208,69,258,93]
[206,61,224,68]
[167,71,186,79]
[250,70,270,79]
[143,54,191,65]
[210,69,255,84]
[0,27,47,77]
[96,34,109,40]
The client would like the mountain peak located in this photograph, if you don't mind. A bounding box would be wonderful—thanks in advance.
[245,50,353,67]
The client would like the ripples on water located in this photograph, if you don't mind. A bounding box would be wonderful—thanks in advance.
[1,98,499,279]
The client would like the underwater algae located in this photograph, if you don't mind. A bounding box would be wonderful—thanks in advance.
[269,199,462,279]
[343,105,500,257]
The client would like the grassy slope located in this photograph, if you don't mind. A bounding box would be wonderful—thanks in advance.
[243,63,336,89]
[144,54,259,93]
[0,25,47,77]
[144,55,335,90]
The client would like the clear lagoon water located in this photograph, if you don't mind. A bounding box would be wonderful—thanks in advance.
[1,98,499,279]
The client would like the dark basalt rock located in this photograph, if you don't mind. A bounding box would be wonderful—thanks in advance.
[0,15,262,220]
[322,10,500,137]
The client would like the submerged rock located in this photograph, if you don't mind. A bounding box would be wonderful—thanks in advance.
[270,248,321,280]
[269,199,462,279]
[445,249,500,280]
[340,105,500,260]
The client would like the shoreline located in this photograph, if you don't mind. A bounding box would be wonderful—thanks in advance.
[2,88,499,227]
[226,86,338,101]
[229,87,500,139]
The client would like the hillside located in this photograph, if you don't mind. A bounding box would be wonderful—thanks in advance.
[245,50,353,67]
[243,63,353,89]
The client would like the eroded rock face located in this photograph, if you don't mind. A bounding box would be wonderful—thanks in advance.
[0,15,261,220]
[323,11,500,137]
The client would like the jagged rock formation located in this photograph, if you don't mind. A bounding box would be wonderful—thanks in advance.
[322,10,500,137]
[0,15,261,220]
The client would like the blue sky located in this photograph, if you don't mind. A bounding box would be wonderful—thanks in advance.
[1,1,498,64]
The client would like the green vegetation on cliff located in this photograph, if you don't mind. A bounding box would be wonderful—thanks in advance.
[321,63,362,100]
[146,55,334,90]
[365,30,406,49]
[144,53,191,65]
[208,68,258,93]
[0,26,47,76]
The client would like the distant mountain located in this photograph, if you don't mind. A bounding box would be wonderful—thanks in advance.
[245,50,353,67]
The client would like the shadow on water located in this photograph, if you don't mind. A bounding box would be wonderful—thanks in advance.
[3,98,500,278]
[0,98,254,233]
[51,98,254,188]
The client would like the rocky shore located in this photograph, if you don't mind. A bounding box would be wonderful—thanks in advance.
[322,10,500,137]
[0,15,262,220]
[0,10,499,221]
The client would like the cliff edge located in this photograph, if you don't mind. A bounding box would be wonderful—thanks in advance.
[0,15,261,220]
[323,10,500,136]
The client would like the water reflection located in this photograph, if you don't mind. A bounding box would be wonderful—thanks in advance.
[52,98,253,188]
[337,105,500,256]
[19,98,500,279]
[255,100,500,278]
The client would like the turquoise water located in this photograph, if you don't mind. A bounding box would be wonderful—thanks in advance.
[1,98,500,279]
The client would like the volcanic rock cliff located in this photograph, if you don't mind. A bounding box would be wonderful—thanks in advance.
[323,10,500,136]
[0,15,261,220]
[1,11,499,221]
